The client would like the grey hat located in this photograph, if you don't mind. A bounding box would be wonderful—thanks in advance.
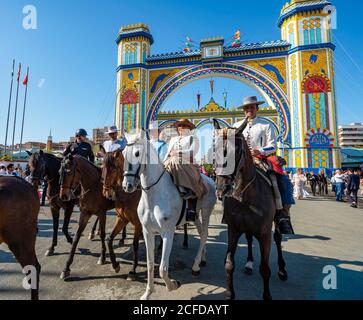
[237,96,265,110]
[105,126,119,134]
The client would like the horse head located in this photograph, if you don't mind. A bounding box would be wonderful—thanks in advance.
[27,150,46,189]
[101,149,124,200]
[213,119,248,199]
[59,154,80,201]
[122,130,148,193]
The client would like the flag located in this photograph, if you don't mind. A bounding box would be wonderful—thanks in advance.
[210,79,214,96]
[234,30,241,40]
[23,74,28,86]
[16,64,21,82]
[197,92,201,109]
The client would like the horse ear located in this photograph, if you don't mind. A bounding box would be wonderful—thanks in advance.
[114,149,122,158]
[26,150,32,156]
[39,149,44,155]
[99,144,106,155]
[213,118,221,130]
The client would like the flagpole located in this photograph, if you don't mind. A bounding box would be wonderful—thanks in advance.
[4,59,15,157]
[19,67,29,158]
[11,63,21,159]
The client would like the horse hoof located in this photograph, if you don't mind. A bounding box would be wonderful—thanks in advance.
[200,260,207,267]
[67,238,73,245]
[192,269,200,277]
[264,294,272,301]
[278,271,288,282]
[127,272,137,281]
[182,244,189,250]
[88,233,95,240]
[174,280,181,289]
[97,258,106,265]
[113,263,120,274]
[118,240,124,246]
[45,249,55,257]
[244,267,253,275]
[225,291,235,300]
[60,270,70,280]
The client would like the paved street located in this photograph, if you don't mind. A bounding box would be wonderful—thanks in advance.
[1,195,363,300]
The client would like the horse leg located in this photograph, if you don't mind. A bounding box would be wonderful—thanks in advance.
[97,213,107,265]
[118,226,127,246]
[225,228,241,300]
[159,231,181,292]
[45,206,60,256]
[182,224,188,250]
[62,203,74,245]
[89,217,99,240]
[244,233,254,275]
[60,212,91,280]
[140,228,155,300]
[107,215,127,273]
[127,222,142,281]
[274,224,288,281]
[257,233,272,300]
[8,240,41,300]
[191,207,211,274]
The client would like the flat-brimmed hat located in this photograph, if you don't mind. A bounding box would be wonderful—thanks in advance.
[237,96,265,110]
[105,126,119,134]
[171,119,196,130]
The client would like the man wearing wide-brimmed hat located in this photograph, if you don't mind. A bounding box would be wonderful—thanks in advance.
[164,119,206,222]
[102,125,127,153]
[233,96,294,234]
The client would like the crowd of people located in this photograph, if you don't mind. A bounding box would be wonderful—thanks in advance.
[284,168,362,208]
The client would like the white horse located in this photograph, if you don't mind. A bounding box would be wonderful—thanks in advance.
[122,131,217,300]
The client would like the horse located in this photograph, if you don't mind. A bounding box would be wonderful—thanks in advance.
[213,119,288,300]
[122,131,217,300]
[0,176,41,300]
[100,149,143,280]
[27,150,101,255]
[102,149,189,251]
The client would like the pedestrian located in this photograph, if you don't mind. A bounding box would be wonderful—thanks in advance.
[293,168,309,200]
[308,170,318,196]
[331,170,346,202]
[0,165,6,175]
[346,169,360,208]
[6,164,17,176]
[318,169,328,196]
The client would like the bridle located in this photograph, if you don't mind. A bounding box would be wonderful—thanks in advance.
[60,159,81,199]
[216,131,256,199]
[30,154,46,184]
[102,153,124,194]
[124,141,166,192]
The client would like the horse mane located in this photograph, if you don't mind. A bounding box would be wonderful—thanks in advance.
[73,155,101,173]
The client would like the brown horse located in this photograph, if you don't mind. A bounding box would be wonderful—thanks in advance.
[214,120,287,300]
[0,176,41,300]
[101,149,144,280]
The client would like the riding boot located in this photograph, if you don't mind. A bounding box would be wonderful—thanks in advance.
[186,198,198,222]
[275,210,294,235]
[269,173,283,210]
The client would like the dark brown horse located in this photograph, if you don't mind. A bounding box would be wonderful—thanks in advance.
[214,120,287,300]
[28,150,101,255]
[101,149,144,280]
[0,176,41,300]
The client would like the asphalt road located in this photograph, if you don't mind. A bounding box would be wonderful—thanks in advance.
[1,194,362,300]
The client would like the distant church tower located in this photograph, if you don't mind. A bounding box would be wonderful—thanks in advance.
[46,130,53,151]
[115,23,153,132]
[279,0,339,169]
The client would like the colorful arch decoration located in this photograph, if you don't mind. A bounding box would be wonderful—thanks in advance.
[147,63,291,143]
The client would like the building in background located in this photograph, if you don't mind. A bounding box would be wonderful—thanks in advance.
[339,123,363,149]
[93,127,109,146]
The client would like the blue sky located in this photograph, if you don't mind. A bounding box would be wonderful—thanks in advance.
[0,0,362,144]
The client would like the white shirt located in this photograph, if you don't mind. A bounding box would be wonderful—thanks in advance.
[233,116,277,156]
[166,134,200,164]
[103,138,127,153]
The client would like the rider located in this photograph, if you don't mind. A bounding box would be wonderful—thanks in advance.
[63,128,95,163]
[149,122,168,163]
[164,119,206,222]
[233,96,294,234]
[101,126,127,154]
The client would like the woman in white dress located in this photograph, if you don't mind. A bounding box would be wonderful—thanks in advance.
[293,169,309,200]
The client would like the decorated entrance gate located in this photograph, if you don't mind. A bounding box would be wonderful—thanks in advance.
[115,0,340,169]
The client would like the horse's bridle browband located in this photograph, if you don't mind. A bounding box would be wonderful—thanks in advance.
[60,160,81,198]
